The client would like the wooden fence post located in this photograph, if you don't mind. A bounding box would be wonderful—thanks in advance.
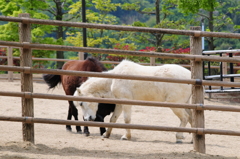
[7,46,13,81]
[78,52,84,60]
[190,26,205,153]
[19,13,34,143]
[150,57,156,66]
[222,54,227,75]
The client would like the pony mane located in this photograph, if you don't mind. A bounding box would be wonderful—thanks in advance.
[86,57,107,71]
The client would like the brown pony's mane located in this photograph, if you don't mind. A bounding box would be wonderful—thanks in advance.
[84,57,107,71]
[79,57,107,83]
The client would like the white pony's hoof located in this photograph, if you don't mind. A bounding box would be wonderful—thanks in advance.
[120,135,130,140]
[120,137,128,140]
[102,132,110,138]
[102,135,109,138]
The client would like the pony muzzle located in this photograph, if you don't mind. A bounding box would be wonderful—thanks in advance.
[83,116,95,121]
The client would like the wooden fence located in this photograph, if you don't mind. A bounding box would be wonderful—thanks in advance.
[1,46,240,82]
[1,13,240,154]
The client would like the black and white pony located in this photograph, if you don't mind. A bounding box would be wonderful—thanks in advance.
[42,57,115,136]
[74,60,193,143]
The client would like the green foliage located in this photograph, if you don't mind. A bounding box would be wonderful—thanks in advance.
[0,0,56,66]
[93,0,121,12]
[1,0,240,65]
[178,0,218,14]
[67,0,123,51]
[178,0,240,50]
[121,3,140,11]
[0,0,83,67]
[120,0,195,51]
[132,21,147,27]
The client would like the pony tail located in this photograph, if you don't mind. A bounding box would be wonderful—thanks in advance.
[42,74,61,89]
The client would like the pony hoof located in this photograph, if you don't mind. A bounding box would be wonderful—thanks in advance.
[66,128,72,132]
[84,132,90,136]
[120,136,129,140]
[76,131,82,134]
[176,140,183,144]
[103,135,109,138]
[102,133,110,138]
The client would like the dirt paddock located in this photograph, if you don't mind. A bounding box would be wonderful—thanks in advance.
[0,79,240,159]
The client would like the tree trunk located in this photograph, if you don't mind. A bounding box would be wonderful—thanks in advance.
[208,11,215,50]
[156,0,160,24]
[155,0,162,52]
[56,0,64,68]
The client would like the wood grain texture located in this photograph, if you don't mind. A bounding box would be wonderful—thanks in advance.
[190,26,205,153]
[19,13,34,143]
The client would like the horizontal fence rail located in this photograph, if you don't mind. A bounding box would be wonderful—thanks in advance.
[1,55,240,70]
[1,41,240,63]
[0,56,136,64]
[0,91,240,112]
[0,116,240,136]
[1,65,240,88]
[203,49,240,55]
[1,16,240,39]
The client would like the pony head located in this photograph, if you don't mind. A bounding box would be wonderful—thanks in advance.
[73,88,98,121]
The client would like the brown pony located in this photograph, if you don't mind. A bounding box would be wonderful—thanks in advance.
[43,57,115,135]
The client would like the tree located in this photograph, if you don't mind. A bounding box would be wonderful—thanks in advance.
[178,0,240,50]
[0,0,78,68]
[118,0,196,52]
[39,0,78,68]
[66,0,199,64]
[0,0,57,67]
[66,0,123,59]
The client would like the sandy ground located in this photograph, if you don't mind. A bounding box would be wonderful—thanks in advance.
[0,79,240,159]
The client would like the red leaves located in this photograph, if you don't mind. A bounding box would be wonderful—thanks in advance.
[139,47,190,54]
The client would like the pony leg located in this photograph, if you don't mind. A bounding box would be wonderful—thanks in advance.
[100,127,106,136]
[176,118,188,143]
[70,102,83,134]
[99,117,106,135]
[95,114,106,135]
[121,105,132,140]
[185,109,193,143]
[103,105,122,138]
[178,109,193,144]
[66,105,73,132]
[83,126,90,136]
[97,119,106,136]
[171,108,190,143]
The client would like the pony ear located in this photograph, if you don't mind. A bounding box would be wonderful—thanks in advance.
[74,88,81,97]
[76,88,81,94]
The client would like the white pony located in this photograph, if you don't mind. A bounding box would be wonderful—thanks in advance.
[74,60,192,143]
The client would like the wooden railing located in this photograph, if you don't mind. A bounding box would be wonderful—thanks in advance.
[1,14,240,154]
